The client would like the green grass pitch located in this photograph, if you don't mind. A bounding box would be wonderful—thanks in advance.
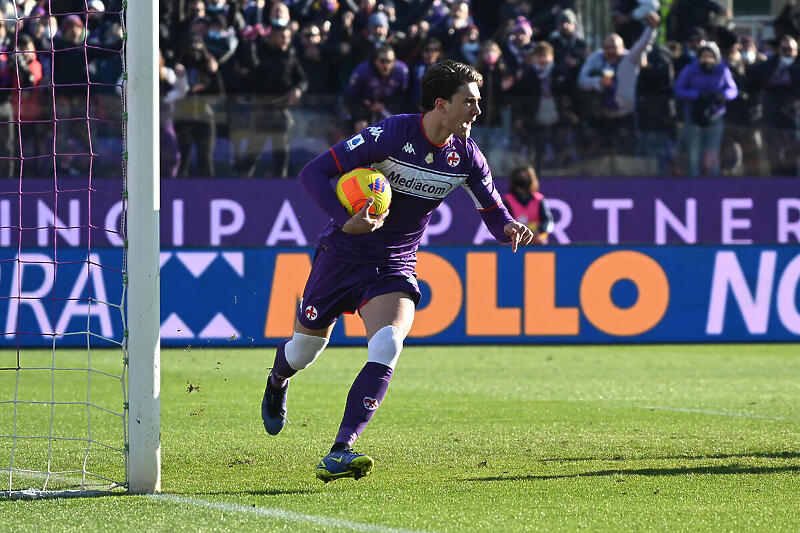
[2,344,800,532]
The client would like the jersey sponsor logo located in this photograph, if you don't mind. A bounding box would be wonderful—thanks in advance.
[368,126,383,142]
[304,305,318,321]
[376,158,466,200]
[403,142,415,154]
[363,396,379,410]
[446,151,461,167]
[346,134,365,151]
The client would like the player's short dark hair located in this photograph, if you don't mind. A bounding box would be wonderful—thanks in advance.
[419,59,483,112]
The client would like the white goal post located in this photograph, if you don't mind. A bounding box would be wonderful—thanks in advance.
[125,0,161,494]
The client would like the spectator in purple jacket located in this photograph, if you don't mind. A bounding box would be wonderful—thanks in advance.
[345,44,409,131]
[674,41,738,176]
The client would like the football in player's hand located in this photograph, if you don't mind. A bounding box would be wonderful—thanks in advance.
[336,168,392,216]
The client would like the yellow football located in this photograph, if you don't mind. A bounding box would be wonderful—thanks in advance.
[335,167,392,216]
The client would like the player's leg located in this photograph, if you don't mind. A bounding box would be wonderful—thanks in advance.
[316,292,414,483]
[262,320,333,436]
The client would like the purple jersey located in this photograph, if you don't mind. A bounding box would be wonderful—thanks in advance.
[298,113,513,266]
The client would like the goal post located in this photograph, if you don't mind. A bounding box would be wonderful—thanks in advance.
[124,0,161,494]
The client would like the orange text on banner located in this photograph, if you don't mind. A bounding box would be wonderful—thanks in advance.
[263,253,312,337]
[466,252,521,335]
[524,252,580,335]
[580,250,670,336]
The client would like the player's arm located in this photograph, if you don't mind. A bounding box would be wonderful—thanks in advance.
[297,120,395,234]
[463,174,535,252]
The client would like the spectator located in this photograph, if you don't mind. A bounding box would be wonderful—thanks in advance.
[410,37,442,104]
[673,26,706,75]
[612,0,659,47]
[674,41,738,176]
[548,8,587,72]
[351,10,393,65]
[452,23,480,65]
[0,27,16,178]
[502,166,553,244]
[753,35,800,176]
[636,33,677,176]
[431,1,472,54]
[174,36,224,177]
[512,41,577,173]
[773,1,800,41]
[14,33,45,177]
[345,44,408,130]
[472,40,514,169]
[501,16,533,77]
[238,23,307,177]
[667,0,730,45]
[297,22,339,98]
[578,16,658,166]
[53,15,91,175]
[721,37,769,176]
[160,50,189,179]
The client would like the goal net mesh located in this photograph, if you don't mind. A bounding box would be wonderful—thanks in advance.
[0,1,128,496]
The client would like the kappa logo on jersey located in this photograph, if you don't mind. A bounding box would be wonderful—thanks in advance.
[446,151,461,167]
[346,134,365,151]
[363,396,379,410]
[403,143,415,154]
[305,305,318,321]
[368,126,383,142]
[481,174,492,186]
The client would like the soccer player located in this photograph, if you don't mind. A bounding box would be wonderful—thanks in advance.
[261,59,536,483]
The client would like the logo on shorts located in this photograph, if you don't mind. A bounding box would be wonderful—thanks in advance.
[446,150,461,167]
[305,305,318,321]
[363,396,379,410]
[346,134,365,151]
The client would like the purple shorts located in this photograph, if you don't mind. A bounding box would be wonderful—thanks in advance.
[296,247,421,329]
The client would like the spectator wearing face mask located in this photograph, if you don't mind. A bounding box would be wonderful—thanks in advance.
[453,23,480,65]
[674,41,738,176]
[720,37,769,176]
[351,10,393,65]
[501,17,533,78]
[174,36,224,177]
[752,35,800,176]
[512,41,577,173]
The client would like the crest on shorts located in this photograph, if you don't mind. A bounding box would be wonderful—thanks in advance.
[446,150,460,167]
[304,305,318,321]
[363,396,379,410]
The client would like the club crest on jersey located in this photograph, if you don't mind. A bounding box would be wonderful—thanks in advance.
[346,134,364,151]
[403,143,415,154]
[425,153,433,164]
[368,126,383,142]
[363,396,379,410]
[446,150,461,167]
[304,305,318,321]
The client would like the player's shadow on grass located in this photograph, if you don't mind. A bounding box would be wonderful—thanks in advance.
[538,451,800,463]
[465,463,800,482]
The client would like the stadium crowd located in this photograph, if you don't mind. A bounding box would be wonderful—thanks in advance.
[0,0,799,179]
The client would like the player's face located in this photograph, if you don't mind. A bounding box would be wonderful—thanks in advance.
[445,82,481,138]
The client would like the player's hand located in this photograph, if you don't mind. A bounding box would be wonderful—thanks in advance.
[504,221,535,253]
[342,198,389,234]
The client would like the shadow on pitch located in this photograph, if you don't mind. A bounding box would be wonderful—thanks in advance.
[537,451,800,463]
[465,463,800,482]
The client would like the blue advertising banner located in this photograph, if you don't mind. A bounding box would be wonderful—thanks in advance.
[3,246,798,347]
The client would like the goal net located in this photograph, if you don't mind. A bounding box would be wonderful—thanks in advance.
[0,1,159,497]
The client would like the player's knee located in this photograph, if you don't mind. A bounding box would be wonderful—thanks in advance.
[367,325,404,370]
[285,332,328,370]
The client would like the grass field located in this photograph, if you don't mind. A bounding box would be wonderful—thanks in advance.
[2,343,800,532]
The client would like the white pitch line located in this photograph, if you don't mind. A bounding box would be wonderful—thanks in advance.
[642,405,800,422]
[149,493,435,533]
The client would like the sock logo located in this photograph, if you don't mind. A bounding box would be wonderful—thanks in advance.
[362,396,379,410]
